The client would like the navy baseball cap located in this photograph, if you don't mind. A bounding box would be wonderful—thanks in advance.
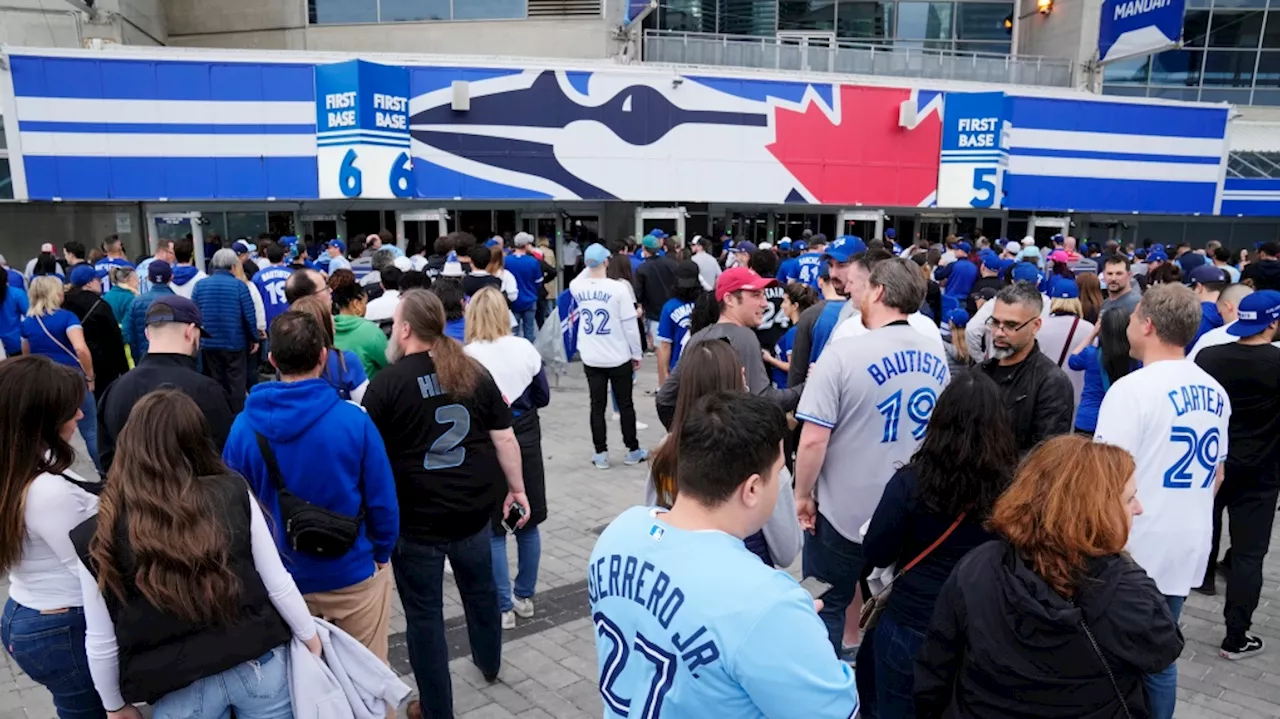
[147,259,172,284]
[1228,290,1280,337]
[1188,264,1227,286]
[145,296,212,337]
[69,264,107,288]
[823,235,866,263]
[1011,262,1040,284]
[809,233,828,247]
[231,240,255,254]
[734,241,758,254]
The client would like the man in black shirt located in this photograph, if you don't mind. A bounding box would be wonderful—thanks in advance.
[1194,290,1280,660]
[363,289,529,717]
[967,254,1006,315]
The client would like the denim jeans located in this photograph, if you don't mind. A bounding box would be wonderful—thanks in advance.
[152,646,290,719]
[515,307,537,343]
[802,513,866,653]
[1,601,104,719]
[490,526,541,613]
[393,529,502,719]
[874,613,926,719]
[1144,595,1184,719]
[77,388,100,474]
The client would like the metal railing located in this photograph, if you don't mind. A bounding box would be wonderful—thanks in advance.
[642,30,1074,88]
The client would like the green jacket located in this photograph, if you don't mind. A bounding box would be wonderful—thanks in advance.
[333,313,389,379]
[104,286,136,326]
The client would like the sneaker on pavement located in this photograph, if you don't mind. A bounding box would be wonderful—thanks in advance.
[444,558,453,575]
[501,611,516,630]
[1193,580,1217,596]
[513,596,535,619]
[635,420,650,430]
[1221,635,1265,660]
[624,448,649,466]
[611,412,621,421]
[593,452,611,470]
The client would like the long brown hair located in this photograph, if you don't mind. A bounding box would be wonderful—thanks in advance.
[649,340,744,507]
[0,357,85,574]
[402,289,483,399]
[91,390,243,625]
[1076,272,1103,321]
[989,435,1135,599]
[291,294,337,348]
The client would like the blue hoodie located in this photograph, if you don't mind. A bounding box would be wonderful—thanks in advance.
[222,378,399,595]
[172,264,203,288]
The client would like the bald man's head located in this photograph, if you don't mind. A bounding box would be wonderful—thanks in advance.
[1217,282,1254,322]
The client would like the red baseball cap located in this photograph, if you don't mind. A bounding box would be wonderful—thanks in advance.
[715,267,778,302]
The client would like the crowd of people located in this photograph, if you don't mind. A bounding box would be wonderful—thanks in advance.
[0,225,1278,719]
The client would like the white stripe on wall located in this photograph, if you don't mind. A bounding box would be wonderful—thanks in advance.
[14,97,316,126]
[20,132,317,157]
[1009,128,1224,158]
[1007,155,1222,183]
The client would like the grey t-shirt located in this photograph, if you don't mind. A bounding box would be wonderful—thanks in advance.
[1101,288,1141,316]
[796,323,951,543]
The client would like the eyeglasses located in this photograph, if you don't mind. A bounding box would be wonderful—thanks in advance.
[985,316,1037,333]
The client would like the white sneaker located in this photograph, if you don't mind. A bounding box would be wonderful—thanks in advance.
[636,420,650,430]
[501,611,516,630]
[513,597,535,619]
[612,412,621,421]
[444,559,453,575]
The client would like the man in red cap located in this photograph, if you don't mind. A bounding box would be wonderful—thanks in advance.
[655,267,803,429]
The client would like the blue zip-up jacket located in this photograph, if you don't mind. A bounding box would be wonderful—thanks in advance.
[937,259,978,299]
[191,270,256,351]
[127,284,175,359]
[222,377,399,595]
[506,252,543,312]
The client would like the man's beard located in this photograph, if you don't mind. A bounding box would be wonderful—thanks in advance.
[386,332,405,364]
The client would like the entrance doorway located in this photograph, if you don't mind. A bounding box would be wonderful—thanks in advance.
[397,210,449,255]
[148,211,206,267]
[839,210,884,242]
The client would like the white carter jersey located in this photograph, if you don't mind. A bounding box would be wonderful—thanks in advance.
[1094,359,1232,596]
[796,323,951,542]
[570,275,639,368]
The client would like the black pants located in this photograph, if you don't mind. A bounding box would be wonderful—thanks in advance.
[1207,465,1280,642]
[584,362,638,454]
[202,348,247,414]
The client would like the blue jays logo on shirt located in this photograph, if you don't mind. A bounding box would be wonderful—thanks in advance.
[649,525,665,542]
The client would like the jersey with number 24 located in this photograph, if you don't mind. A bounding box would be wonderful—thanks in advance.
[1094,359,1232,596]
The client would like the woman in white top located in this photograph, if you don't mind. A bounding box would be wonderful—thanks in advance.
[0,355,106,719]
[464,287,550,631]
[71,390,321,719]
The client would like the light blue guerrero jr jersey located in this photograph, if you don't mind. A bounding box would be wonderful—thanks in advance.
[589,507,859,719]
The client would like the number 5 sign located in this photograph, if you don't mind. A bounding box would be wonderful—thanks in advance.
[936,92,1009,209]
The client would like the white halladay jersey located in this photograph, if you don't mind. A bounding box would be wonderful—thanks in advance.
[570,275,639,369]
[796,323,951,542]
[1094,359,1232,596]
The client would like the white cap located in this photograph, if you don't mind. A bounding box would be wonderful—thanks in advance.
[40,243,54,253]
[514,231,534,247]
[392,256,412,272]
[1021,236,1036,247]
[1006,240,1020,254]
[759,241,773,251]
[442,251,464,278]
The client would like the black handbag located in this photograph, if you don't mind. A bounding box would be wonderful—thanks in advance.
[255,432,363,558]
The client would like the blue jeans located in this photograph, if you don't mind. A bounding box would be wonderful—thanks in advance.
[515,307,537,342]
[393,529,502,719]
[802,513,866,653]
[875,613,926,719]
[1,600,104,719]
[490,526,541,613]
[1144,595,1184,719]
[153,646,290,719]
[78,388,100,474]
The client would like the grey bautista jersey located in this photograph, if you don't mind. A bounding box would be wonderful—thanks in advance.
[796,323,951,542]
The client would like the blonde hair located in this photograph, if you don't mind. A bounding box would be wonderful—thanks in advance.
[27,277,65,317]
[1050,297,1082,317]
[465,287,513,344]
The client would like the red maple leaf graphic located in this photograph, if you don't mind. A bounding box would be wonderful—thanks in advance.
[768,85,942,206]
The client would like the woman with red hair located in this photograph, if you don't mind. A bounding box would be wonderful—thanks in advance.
[914,435,1184,719]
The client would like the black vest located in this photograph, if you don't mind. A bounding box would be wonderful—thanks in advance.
[70,474,292,704]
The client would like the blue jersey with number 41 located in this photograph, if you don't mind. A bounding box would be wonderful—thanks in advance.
[589,507,859,719]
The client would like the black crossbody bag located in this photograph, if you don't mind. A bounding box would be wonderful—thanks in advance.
[254,432,364,558]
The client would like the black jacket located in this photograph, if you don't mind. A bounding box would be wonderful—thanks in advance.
[62,289,129,398]
[634,254,679,319]
[915,541,1184,719]
[1242,259,1280,292]
[97,353,235,473]
[980,344,1075,454]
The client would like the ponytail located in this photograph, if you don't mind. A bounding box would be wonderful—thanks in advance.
[400,289,483,399]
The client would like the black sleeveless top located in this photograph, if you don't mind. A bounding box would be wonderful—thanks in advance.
[69,474,291,704]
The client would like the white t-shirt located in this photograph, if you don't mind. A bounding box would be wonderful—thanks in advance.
[830,305,947,358]
[1094,359,1232,596]
[570,275,640,368]
[465,335,543,405]
[364,289,400,323]
[9,471,100,610]
[1187,322,1237,361]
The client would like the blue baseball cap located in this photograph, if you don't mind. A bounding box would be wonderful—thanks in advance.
[794,240,808,251]
[956,241,972,253]
[1188,264,1228,286]
[945,308,970,328]
[982,254,1002,271]
[278,235,298,246]
[1011,262,1041,284]
[648,229,667,240]
[884,228,897,240]
[734,241,758,254]
[778,238,792,248]
[1148,250,1169,263]
[69,264,107,288]
[1051,278,1080,299]
[584,243,611,268]
[231,240,256,254]
[1052,234,1065,244]
[327,239,346,254]
[823,235,867,263]
[1228,290,1280,337]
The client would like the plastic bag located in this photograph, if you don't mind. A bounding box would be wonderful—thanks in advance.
[535,310,568,379]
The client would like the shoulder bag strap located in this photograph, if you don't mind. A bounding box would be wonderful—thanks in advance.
[1057,316,1081,368]
[254,431,287,494]
[1079,617,1134,719]
[35,315,85,373]
[880,512,968,593]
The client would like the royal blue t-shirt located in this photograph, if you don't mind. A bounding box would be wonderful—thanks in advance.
[0,288,29,357]
[809,300,847,364]
[777,257,800,284]
[655,297,696,370]
[794,253,825,289]
[21,310,82,369]
[772,325,797,389]
[323,348,369,401]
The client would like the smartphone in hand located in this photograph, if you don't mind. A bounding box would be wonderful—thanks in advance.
[502,503,528,534]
